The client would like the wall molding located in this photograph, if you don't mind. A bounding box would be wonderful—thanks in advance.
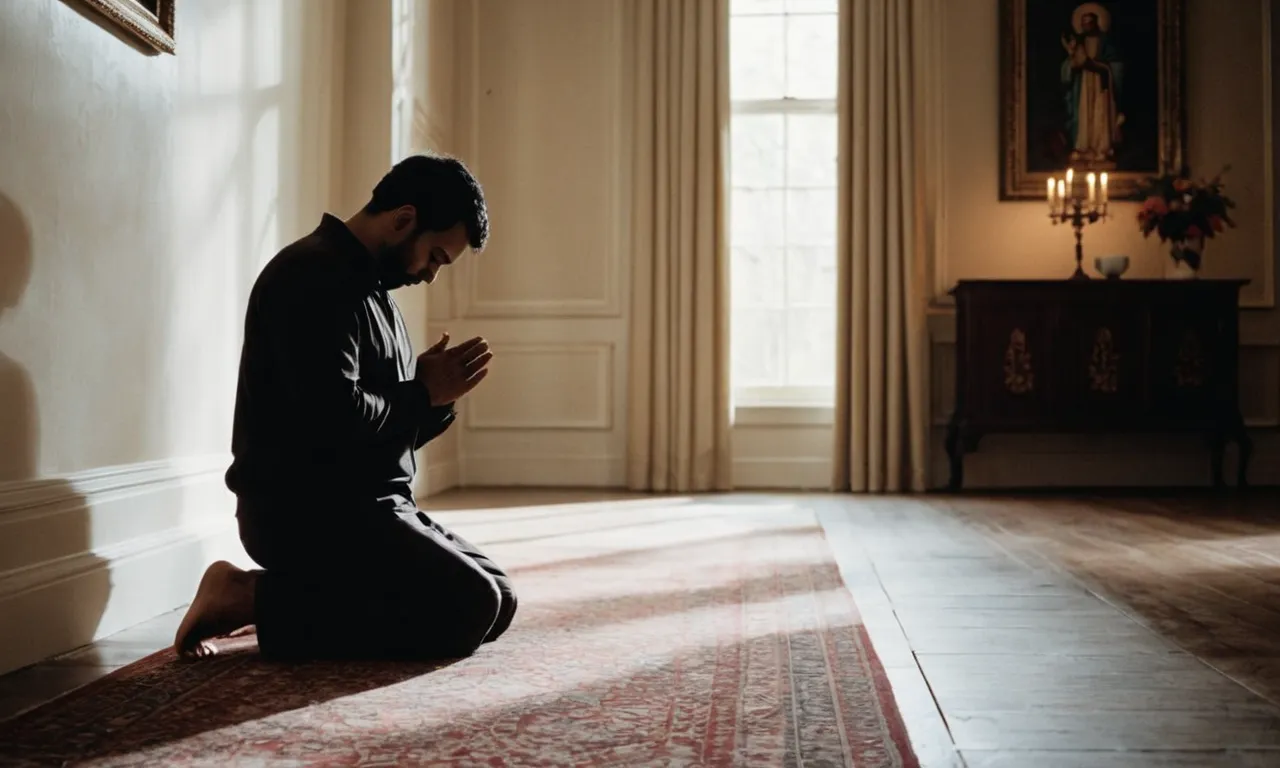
[0,455,244,676]
[464,342,614,431]
[0,515,230,604]
[1257,0,1276,309]
[456,0,625,320]
[0,455,225,525]
[732,457,832,491]
[425,459,461,497]
[461,454,626,488]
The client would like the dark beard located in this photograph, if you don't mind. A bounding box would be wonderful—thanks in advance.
[373,242,415,290]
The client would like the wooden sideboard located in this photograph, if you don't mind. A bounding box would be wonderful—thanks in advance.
[945,279,1252,490]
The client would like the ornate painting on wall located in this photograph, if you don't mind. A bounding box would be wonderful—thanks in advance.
[78,0,175,54]
[1000,0,1184,200]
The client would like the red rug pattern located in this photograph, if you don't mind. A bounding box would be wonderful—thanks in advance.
[0,505,919,766]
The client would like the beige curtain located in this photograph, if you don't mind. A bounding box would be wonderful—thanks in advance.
[832,0,936,492]
[627,0,733,492]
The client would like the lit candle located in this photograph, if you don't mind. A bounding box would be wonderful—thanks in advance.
[1057,179,1065,212]
[1100,172,1108,204]
[1065,168,1074,196]
[1087,172,1096,205]
[1047,176,1055,207]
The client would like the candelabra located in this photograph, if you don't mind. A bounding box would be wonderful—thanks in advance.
[1047,169,1109,280]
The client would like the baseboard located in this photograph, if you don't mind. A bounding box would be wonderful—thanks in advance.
[928,428,1280,489]
[0,455,248,676]
[461,454,626,487]
[457,454,834,491]
[732,457,832,490]
[425,459,460,496]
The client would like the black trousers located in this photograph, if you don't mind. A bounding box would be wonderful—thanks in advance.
[237,499,517,661]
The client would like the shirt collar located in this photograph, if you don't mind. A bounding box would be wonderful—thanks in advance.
[316,213,384,290]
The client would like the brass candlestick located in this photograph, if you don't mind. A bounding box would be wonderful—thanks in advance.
[1047,171,1109,280]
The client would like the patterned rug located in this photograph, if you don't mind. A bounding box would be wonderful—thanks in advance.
[0,500,919,767]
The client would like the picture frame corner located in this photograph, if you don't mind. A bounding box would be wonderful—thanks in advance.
[72,0,176,56]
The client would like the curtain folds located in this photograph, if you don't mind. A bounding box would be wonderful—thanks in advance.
[832,0,937,492]
[626,0,734,492]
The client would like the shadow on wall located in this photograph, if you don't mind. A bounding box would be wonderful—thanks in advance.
[0,192,110,675]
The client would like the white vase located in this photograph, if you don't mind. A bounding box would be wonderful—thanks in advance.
[1166,235,1204,280]
[1166,258,1198,280]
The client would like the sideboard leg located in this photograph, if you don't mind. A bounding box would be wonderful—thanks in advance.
[1211,412,1253,489]
[945,416,965,491]
[1210,429,1227,490]
[1232,412,1253,489]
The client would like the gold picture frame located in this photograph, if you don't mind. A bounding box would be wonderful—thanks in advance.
[999,0,1184,200]
[79,0,175,55]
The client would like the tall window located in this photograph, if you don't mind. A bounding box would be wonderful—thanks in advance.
[729,0,839,409]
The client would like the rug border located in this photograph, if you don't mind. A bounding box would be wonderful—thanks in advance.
[3,525,924,767]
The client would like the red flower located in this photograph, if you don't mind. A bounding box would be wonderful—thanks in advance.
[1209,215,1225,232]
[1185,224,1204,240]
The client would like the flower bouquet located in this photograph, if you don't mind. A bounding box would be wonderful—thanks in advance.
[1136,167,1236,276]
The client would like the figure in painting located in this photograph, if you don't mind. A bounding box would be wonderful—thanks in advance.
[1061,3,1124,167]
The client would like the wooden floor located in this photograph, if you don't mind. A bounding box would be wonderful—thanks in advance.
[3,489,1280,766]
[818,491,1280,767]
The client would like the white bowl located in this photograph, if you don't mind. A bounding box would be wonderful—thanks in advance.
[1095,254,1130,279]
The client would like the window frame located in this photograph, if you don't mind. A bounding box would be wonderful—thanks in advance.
[728,98,838,412]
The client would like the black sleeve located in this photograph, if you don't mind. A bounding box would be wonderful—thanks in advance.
[414,403,457,450]
[266,277,432,448]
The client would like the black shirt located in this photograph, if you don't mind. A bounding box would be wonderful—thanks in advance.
[225,214,455,516]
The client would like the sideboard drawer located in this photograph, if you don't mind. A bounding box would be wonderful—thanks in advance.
[1148,305,1232,425]
[1054,303,1148,425]
[962,302,1053,427]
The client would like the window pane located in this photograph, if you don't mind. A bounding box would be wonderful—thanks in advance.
[731,114,785,189]
[730,16,785,100]
[732,0,785,14]
[787,0,838,13]
[733,246,786,309]
[786,113,838,188]
[786,307,837,385]
[786,15,838,99]
[729,10,839,398]
[732,188,786,246]
[785,188,837,246]
[733,308,786,387]
[786,246,837,308]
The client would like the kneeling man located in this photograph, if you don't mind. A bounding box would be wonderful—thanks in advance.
[175,154,516,660]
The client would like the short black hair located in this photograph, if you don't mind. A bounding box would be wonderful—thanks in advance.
[363,153,489,251]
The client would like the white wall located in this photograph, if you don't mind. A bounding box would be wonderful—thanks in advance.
[415,0,466,496]
[428,0,633,489]
[0,0,347,674]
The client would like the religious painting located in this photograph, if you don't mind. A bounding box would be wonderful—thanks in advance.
[77,0,175,55]
[1000,0,1184,200]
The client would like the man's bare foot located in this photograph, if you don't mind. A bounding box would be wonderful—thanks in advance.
[227,624,257,638]
[173,561,256,660]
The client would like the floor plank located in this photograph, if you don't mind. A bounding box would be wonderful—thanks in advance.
[962,749,1280,767]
